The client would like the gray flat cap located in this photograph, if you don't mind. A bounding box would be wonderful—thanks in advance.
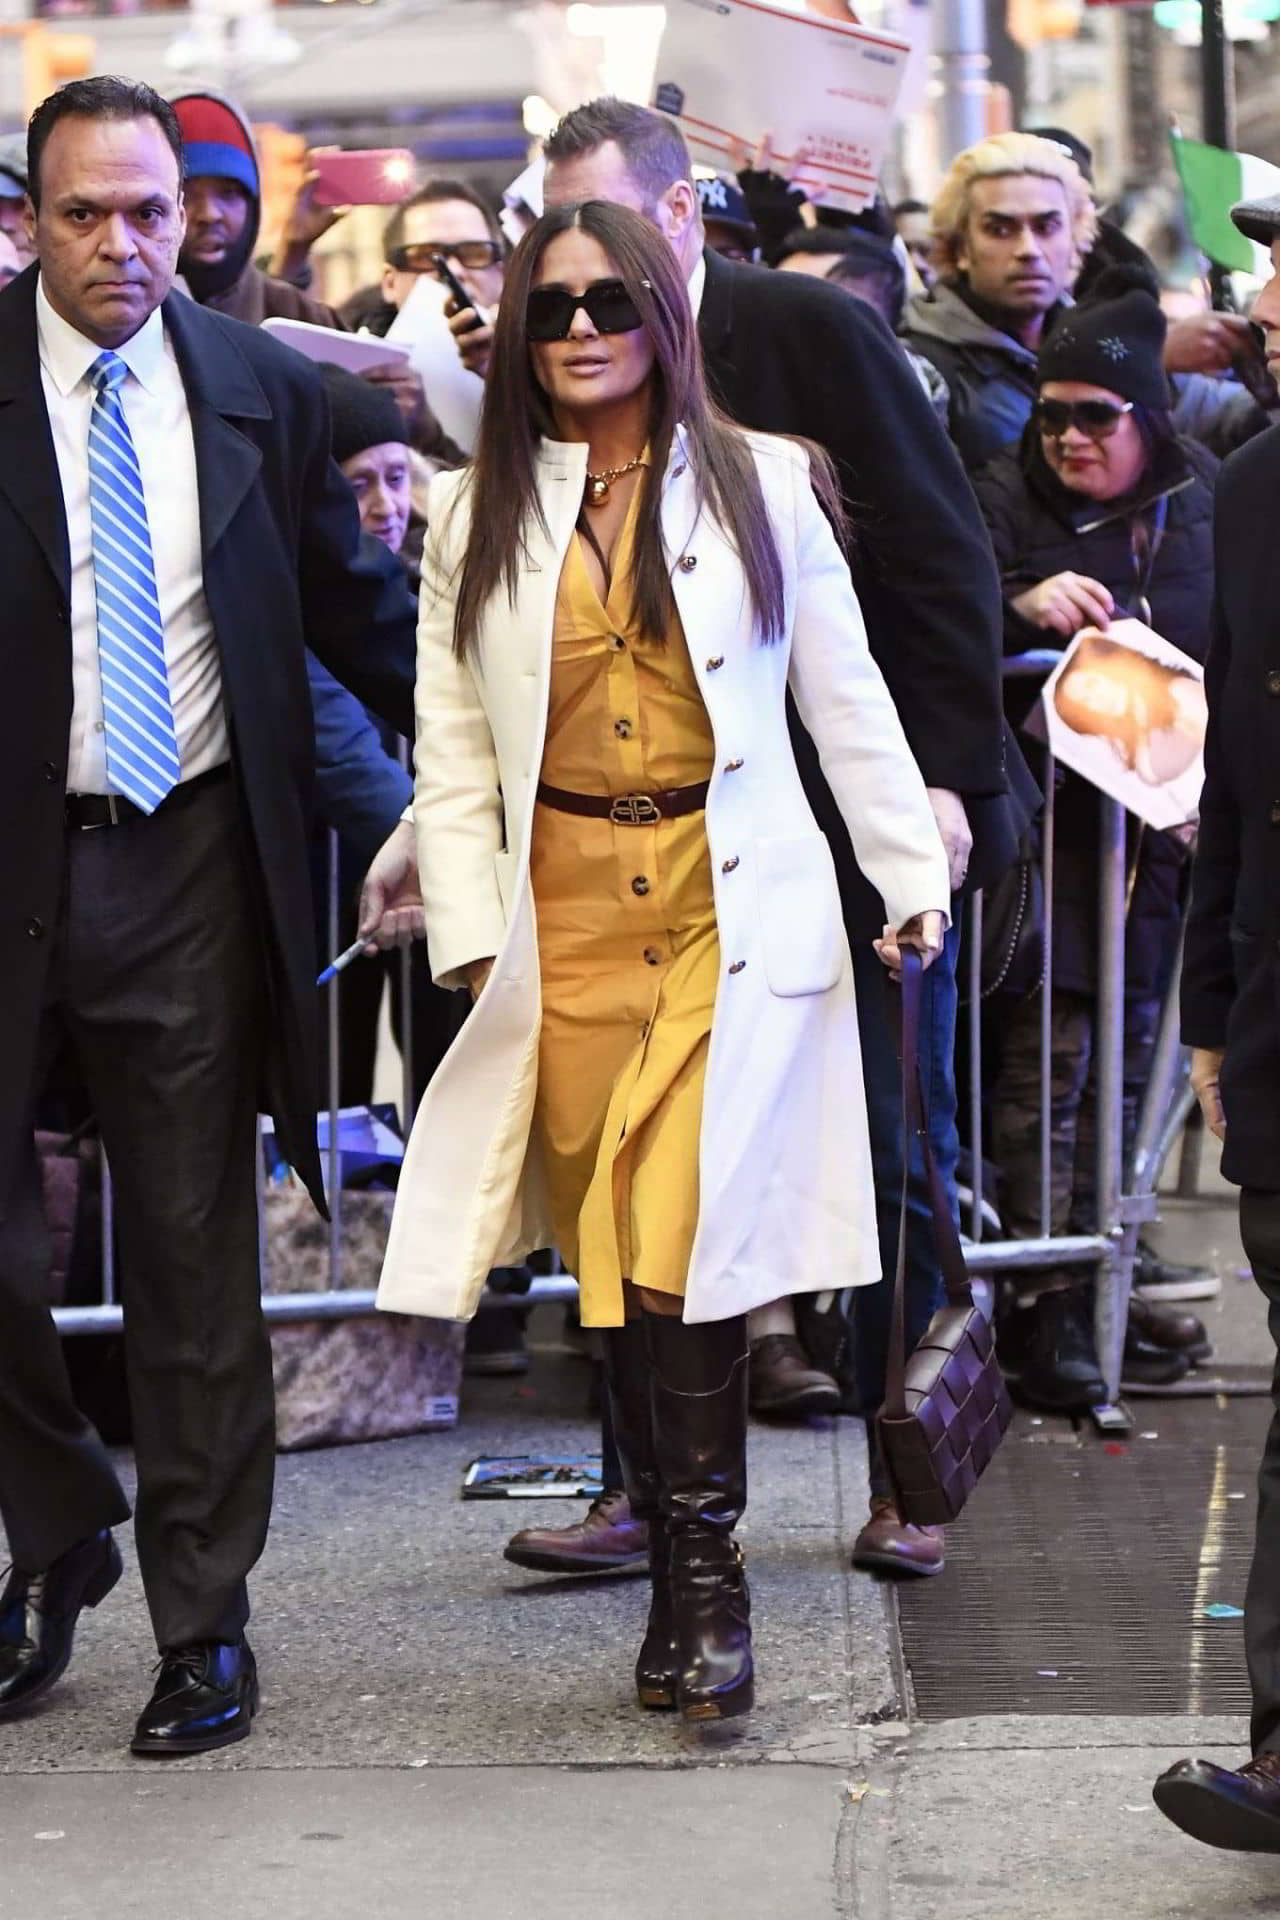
[1232,193,1280,245]
[0,134,26,197]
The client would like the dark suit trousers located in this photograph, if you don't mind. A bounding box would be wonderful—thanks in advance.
[0,775,274,1651]
[1242,1188,1280,1754]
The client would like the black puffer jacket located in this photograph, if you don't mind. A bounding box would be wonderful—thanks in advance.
[973,431,1218,998]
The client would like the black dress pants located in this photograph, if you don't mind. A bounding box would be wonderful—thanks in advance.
[0,774,274,1652]
[1241,1187,1280,1755]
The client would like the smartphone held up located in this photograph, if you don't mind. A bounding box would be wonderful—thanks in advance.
[309,147,416,208]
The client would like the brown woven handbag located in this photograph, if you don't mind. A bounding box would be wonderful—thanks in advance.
[876,949,1012,1527]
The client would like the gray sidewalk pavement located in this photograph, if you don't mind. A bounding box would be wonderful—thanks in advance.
[5,1171,1280,1918]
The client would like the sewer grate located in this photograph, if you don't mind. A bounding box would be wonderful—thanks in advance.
[896,1396,1272,1718]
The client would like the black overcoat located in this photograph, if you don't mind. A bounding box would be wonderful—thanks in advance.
[696,249,1036,936]
[0,267,415,1213]
[1183,426,1280,1189]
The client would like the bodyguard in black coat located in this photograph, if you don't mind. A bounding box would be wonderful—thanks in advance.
[696,243,1028,926]
[0,80,414,1752]
[1154,194,1280,1851]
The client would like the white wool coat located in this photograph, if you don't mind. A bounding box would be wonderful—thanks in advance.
[377,429,950,1324]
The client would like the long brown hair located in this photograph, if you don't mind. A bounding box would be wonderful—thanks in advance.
[447,200,842,658]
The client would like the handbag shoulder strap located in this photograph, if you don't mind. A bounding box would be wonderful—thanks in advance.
[883,947,973,1420]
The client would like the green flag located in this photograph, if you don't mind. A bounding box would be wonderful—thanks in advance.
[1170,131,1280,274]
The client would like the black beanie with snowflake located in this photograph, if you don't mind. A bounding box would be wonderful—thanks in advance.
[1037,265,1171,410]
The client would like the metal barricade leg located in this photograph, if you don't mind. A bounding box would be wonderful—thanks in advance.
[1093,797,1133,1424]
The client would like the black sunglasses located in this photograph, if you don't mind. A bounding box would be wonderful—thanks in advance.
[388,239,503,274]
[1034,397,1135,441]
[525,277,650,343]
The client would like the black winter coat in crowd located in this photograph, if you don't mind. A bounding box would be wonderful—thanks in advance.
[973,430,1218,999]
[696,248,1036,938]
[1183,428,1280,1190]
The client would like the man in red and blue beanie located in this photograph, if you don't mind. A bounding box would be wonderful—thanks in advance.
[170,88,341,328]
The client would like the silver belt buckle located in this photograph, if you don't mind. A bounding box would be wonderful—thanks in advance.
[610,793,661,827]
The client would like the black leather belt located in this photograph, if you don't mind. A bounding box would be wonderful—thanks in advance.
[536,779,710,826]
[65,763,231,831]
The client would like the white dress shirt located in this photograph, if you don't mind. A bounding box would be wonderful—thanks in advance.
[36,279,228,794]
[687,252,707,321]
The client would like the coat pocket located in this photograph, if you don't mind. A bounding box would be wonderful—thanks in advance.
[754,833,845,997]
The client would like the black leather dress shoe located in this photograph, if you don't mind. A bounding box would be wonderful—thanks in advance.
[1154,1753,1280,1851]
[131,1640,258,1757]
[0,1530,122,1718]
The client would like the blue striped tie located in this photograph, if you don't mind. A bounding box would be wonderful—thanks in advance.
[87,351,180,813]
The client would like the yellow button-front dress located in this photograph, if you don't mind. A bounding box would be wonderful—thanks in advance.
[530,474,718,1328]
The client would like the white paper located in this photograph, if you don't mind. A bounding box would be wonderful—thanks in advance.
[260,317,410,374]
[653,0,911,215]
[1037,618,1208,831]
[385,273,486,456]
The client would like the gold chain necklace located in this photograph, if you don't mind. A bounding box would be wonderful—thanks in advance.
[584,454,644,508]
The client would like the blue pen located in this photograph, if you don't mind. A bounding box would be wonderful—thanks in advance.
[316,936,368,987]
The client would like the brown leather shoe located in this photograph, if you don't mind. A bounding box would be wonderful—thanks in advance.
[503,1490,650,1575]
[1128,1296,1213,1363]
[1154,1753,1280,1851]
[748,1335,840,1419]
[850,1496,945,1578]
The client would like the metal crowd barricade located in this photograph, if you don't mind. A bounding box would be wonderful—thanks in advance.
[961,650,1196,1433]
[50,655,1199,1425]
[54,738,577,1338]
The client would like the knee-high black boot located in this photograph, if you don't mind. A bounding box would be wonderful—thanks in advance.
[644,1312,753,1722]
[601,1323,678,1710]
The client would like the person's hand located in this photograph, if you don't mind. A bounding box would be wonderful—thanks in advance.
[271,164,347,282]
[362,360,429,441]
[1190,1046,1226,1141]
[1163,310,1253,375]
[357,820,425,952]
[1010,573,1115,638]
[874,910,946,978]
[925,787,972,892]
[462,956,495,998]
[447,297,494,378]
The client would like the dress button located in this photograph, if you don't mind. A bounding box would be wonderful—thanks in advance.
[724,757,744,773]
[643,946,662,966]
[26,917,44,939]
[679,554,697,573]
[632,876,650,896]
[728,960,746,975]
[42,762,59,783]
[721,855,740,873]
[614,718,633,739]
[1269,670,1280,696]
[705,656,725,672]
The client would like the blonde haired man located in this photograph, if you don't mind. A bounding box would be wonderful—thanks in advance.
[902,132,1097,470]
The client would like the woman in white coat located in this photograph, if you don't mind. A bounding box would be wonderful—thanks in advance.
[378,200,950,1723]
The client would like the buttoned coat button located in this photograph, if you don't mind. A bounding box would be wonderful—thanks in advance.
[705,656,725,672]
[42,762,59,783]
[631,876,650,896]
[721,856,740,873]
[643,946,662,966]
[26,917,44,939]
[614,718,633,739]
[1268,669,1280,696]
[608,633,626,651]
[678,554,697,573]
[728,960,746,975]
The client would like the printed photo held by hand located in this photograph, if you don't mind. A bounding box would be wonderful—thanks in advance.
[1038,617,1208,830]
